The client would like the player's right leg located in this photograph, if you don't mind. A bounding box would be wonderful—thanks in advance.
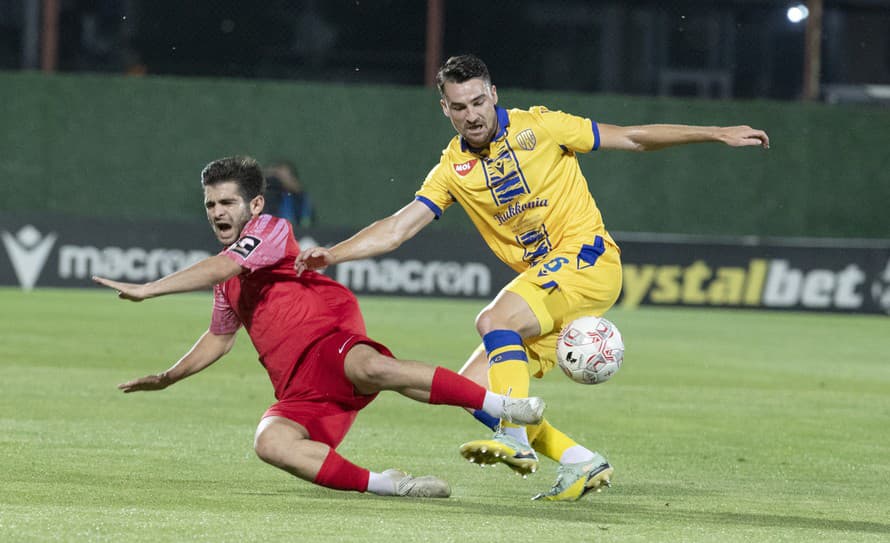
[456,344,538,475]
[342,341,544,425]
[457,288,544,474]
[458,346,612,496]
[253,416,451,497]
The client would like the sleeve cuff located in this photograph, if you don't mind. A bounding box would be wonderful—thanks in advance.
[591,120,600,151]
[414,195,443,219]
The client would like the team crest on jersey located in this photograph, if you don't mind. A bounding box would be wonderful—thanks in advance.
[229,235,261,258]
[453,159,478,176]
[515,129,536,151]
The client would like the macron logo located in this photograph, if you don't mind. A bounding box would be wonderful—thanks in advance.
[1,225,57,290]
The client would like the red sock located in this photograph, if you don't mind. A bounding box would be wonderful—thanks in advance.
[314,449,370,492]
[428,366,486,409]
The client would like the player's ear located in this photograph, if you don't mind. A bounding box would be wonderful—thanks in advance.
[491,84,498,105]
[440,98,450,118]
[250,194,265,216]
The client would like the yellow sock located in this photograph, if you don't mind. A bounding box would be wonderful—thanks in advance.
[527,419,578,462]
[489,361,530,429]
[483,330,530,428]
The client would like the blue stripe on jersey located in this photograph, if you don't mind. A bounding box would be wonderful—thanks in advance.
[578,235,605,268]
[414,195,443,219]
[493,106,510,140]
[482,329,524,354]
[492,174,526,202]
[592,121,601,151]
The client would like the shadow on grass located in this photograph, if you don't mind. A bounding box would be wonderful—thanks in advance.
[417,499,890,536]
[227,481,890,536]
[237,486,890,537]
[35,472,888,536]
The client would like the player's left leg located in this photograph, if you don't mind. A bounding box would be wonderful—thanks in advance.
[458,344,613,498]
[457,285,547,475]
[524,240,622,500]
[254,415,451,497]
[458,344,607,485]
[460,240,621,496]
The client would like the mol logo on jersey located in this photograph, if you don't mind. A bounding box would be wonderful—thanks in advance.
[453,159,478,177]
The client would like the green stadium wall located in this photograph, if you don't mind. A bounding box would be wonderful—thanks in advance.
[2,71,888,238]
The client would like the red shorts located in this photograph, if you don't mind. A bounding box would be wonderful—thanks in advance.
[262,330,392,448]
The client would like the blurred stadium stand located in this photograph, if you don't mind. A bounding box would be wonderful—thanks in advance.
[824,83,890,104]
[2,0,890,102]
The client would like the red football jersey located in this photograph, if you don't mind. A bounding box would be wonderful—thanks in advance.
[210,214,366,398]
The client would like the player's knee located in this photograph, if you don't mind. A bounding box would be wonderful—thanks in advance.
[475,308,498,335]
[253,421,299,466]
[354,352,398,387]
[476,303,539,337]
[253,427,279,465]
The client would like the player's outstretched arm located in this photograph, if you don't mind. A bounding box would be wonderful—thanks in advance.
[295,200,435,275]
[597,123,770,152]
[93,254,243,301]
[118,330,237,393]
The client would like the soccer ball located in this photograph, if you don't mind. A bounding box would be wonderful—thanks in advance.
[556,316,624,385]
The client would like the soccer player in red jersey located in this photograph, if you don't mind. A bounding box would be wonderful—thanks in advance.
[93,156,545,498]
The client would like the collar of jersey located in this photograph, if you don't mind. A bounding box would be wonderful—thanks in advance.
[460,105,510,154]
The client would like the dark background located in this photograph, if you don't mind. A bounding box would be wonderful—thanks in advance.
[2,0,890,101]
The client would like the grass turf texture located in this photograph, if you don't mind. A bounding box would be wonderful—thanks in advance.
[1,287,888,542]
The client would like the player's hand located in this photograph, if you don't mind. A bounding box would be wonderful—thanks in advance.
[118,373,172,393]
[92,276,150,301]
[718,125,770,149]
[294,247,335,276]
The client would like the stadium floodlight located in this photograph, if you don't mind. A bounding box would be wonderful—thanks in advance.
[787,4,809,23]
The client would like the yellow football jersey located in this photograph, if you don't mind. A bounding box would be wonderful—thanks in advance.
[416,105,617,273]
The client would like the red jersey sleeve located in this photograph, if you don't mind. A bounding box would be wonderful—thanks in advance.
[221,215,293,272]
[210,283,240,335]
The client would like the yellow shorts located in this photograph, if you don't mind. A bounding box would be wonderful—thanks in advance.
[505,236,622,378]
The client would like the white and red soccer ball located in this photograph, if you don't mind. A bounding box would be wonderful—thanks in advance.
[556,316,624,385]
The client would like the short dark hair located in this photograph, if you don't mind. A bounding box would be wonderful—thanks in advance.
[201,156,266,202]
[435,54,491,95]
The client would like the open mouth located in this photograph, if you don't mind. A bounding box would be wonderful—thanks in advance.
[465,125,487,143]
[216,222,234,235]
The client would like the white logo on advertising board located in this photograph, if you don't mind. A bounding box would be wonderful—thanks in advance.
[336,259,491,297]
[1,225,57,290]
[762,259,865,309]
[871,258,890,314]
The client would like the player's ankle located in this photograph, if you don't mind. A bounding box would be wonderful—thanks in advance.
[501,425,531,447]
[559,445,596,464]
[366,471,397,496]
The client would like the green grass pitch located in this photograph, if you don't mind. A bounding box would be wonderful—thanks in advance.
[1,287,888,542]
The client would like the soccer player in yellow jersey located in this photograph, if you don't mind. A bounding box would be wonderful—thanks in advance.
[296,54,770,501]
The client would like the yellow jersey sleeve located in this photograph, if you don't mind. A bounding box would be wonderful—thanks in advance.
[414,151,457,218]
[529,106,600,153]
